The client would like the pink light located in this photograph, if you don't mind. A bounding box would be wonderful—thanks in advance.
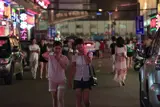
[36,0,50,9]
[27,9,39,15]
[0,1,4,16]
[21,35,27,40]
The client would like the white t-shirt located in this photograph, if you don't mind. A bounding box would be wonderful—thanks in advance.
[95,41,100,50]
[48,54,69,83]
[29,44,40,61]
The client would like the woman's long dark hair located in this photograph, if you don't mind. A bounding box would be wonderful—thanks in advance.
[116,37,125,48]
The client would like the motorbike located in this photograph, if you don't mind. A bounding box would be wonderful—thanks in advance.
[134,49,145,71]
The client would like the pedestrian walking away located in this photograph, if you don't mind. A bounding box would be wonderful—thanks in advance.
[114,37,128,86]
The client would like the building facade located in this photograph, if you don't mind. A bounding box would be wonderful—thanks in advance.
[56,20,136,37]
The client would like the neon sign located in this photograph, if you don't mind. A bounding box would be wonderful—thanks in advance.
[20,13,27,29]
[27,15,35,25]
[0,1,4,16]
[150,14,160,32]
[150,18,156,28]
[4,5,11,18]
[20,13,28,40]
[36,0,50,9]
[156,14,160,31]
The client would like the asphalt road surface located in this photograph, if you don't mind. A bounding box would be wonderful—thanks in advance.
[0,55,140,107]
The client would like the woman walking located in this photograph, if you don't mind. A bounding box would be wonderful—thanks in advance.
[69,38,93,107]
[43,41,69,107]
[126,39,134,68]
[39,39,48,79]
[114,37,127,86]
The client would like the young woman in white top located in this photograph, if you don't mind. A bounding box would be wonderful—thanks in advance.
[69,38,93,107]
[43,41,69,107]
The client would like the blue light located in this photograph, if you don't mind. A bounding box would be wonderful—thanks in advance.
[96,12,102,16]
[4,0,11,5]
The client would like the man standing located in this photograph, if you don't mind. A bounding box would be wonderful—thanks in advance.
[29,38,40,79]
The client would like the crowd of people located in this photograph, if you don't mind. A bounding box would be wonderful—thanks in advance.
[28,36,152,107]
[28,38,94,107]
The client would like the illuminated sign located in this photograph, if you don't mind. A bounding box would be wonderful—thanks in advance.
[0,1,4,16]
[27,15,35,25]
[20,13,28,40]
[156,14,160,30]
[36,0,50,9]
[150,14,160,32]
[158,3,160,14]
[4,5,11,18]
[20,13,27,29]
[150,18,156,28]
[1,21,6,26]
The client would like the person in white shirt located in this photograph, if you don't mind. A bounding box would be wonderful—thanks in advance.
[43,41,69,107]
[29,39,40,79]
[69,38,93,107]
[95,40,100,58]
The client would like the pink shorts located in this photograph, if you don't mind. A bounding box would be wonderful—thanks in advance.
[48,80,66,92]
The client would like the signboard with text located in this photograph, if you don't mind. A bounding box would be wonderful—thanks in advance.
[136,16,144,35]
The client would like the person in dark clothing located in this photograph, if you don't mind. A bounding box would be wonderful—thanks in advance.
[143,36,153,58]
[110,36,116,72]
[39,39,48,79]
[62,40,69,56]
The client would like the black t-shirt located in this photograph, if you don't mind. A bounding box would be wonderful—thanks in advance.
[110,42,116,55]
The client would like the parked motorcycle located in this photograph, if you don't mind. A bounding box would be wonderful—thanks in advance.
[134,49,145,71]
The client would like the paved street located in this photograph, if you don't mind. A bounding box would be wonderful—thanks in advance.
[0,55,140,107]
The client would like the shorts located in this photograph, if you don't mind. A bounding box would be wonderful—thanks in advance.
[48,80,66,92]
[73,79,91,90]
[39,57,48,62]
[127,52,133,57]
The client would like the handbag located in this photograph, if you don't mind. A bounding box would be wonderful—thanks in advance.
[88,64,98,86]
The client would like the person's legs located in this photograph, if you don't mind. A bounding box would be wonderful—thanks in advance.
[44,62,48,78]
[82,89,90,107]
[51,91,58,107]
[75,89,83,107]
[49,81,58,107]
[112,55,115,72]
[130,56,133,68]
[57,84,65,107]
[33,60,38,79]
[127,57,130,69]
[40,62,44,79]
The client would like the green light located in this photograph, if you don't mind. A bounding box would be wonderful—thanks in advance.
[151,28,157,32]
[12,8,16,13]
[150,15,156,19]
